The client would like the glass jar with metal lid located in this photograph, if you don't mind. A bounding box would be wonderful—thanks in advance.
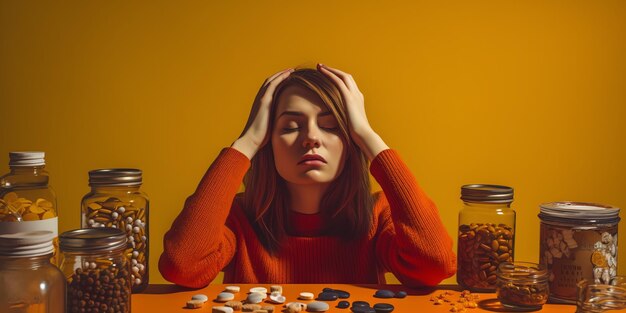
[0,230,65,313]
[496,261,549,310]
[0,152,59,265]
[539,201,620,303]
[81,168,149,293]
[59,228,132,313]
[457,184,516,291]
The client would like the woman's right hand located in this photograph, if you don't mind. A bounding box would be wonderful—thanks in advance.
[231,68,294,159]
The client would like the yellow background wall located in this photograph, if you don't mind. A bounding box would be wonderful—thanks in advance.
[1,1,624,285]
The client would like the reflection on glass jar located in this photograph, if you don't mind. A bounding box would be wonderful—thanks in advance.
[81,168,149,293]
[457,184,516,292]
[0,231,65,313]
[577,276,626,313]
[59,228,132,313]
[496,261,549,310]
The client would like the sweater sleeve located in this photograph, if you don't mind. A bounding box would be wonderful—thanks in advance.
[370,149,457,287]
[158,147,249,288]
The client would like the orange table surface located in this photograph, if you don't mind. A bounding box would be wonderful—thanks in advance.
[130,284,610,313]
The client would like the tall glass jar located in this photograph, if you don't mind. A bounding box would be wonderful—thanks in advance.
[457,184,516,291]
[59,228,132,313]
[0,152,59,265]
[0,231,66,313]
[539,202,620,303]
[81,168,149,293]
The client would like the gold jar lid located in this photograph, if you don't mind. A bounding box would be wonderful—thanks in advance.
[88,168,142,187]
[461,184,514,204]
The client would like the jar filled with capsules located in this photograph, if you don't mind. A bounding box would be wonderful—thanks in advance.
[0,152,59,264]
[59,228,132,313]
[457,184,516,292]
[81,168,149,293]
[539,202,620,303]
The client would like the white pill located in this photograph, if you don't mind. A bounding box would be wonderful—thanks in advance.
[132,251,139,258]
[126,217,133,223]
[191,294,209,302]
[126,224,132,232]
[89,262,97,269]
[212,306,233,313]
[135,278,141,285]
[298,292,314,300]
[216,292,235,302]
[133,226,140,234]
[249,287,268,294]
[128,236,135,242]
[138,263,145,271]
[111,225,117,228]
[132,259,138,265]
[112,212,119,219]
[100,224,106,227]
[269,293,286,304]
[117,206,126,213]
[132,266,139,273]
[224,286,240,293]
[88,219,95,225]
[135,219,142,226]
[141,235,147,241]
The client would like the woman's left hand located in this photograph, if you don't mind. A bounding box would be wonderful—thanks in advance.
[317,63,389,160]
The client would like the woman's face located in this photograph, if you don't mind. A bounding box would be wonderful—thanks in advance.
[272,85,345,186]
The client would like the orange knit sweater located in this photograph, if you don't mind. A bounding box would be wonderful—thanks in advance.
[159,148,456,288]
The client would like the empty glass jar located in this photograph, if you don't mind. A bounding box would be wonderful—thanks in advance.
[0,231,65,313]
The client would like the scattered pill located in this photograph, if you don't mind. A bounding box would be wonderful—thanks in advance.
[299,292,315,300]
[225,285,241,293]
[250,287,268,294]
[192,294,209,302]
[212,306,234,313]
[187,300,204,309]
[307,301,330,312]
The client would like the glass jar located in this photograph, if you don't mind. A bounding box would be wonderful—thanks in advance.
[577,276,626,313]
[81,168,149,293]
[59,228,132,313]
[539,202,620,303]
[457,184,516,292]
[0,152,59,265]
[496,261,549,309]
[0,231,66,313]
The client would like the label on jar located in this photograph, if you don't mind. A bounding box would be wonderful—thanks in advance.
[540,224,618,302]
[0,217,58,235]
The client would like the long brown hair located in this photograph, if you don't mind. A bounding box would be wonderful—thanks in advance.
[242,68,373,253]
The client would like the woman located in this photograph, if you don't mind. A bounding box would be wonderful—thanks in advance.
[159,64,456,288]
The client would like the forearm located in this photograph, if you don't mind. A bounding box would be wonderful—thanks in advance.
[371,150,456,286]
[159,148,248,287]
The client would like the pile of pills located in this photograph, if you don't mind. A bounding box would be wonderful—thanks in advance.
[429,290,479,312]
[0,192,55,221]
[84,197,147,290]
[184,286,405,313]
[66,260,132,313]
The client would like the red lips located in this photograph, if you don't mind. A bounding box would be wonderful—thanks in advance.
[298,154,327,164]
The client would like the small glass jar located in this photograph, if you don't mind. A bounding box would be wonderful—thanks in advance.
[496,261,549,310]
[577,276,626,313]
[81,168,149,293]
[0,152,59,264]
[59,228,132,313]
[457,184,516,292]
[0,231,65,313]
[539,202,620,303]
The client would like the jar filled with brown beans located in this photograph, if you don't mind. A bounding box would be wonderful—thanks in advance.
[59,228,131,313]
[496,261,549,309]
[457,184,516,292]
[81,168,149,293]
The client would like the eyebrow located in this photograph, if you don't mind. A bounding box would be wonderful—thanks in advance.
[278,111,333,118]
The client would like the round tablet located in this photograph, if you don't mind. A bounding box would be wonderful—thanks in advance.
[250,287,268,294]
[299,292,315,300]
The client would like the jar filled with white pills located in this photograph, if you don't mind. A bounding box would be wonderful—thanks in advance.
[81,168,149,293]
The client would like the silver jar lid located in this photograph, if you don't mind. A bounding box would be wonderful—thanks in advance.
[59,228,128,252]
[0,231,55,257]
[539,202,620,225]
[9,151,45,167]
[461,184,514,203]
[88,168,142,187]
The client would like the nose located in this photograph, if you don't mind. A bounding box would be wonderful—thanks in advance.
[302,125,321,149]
